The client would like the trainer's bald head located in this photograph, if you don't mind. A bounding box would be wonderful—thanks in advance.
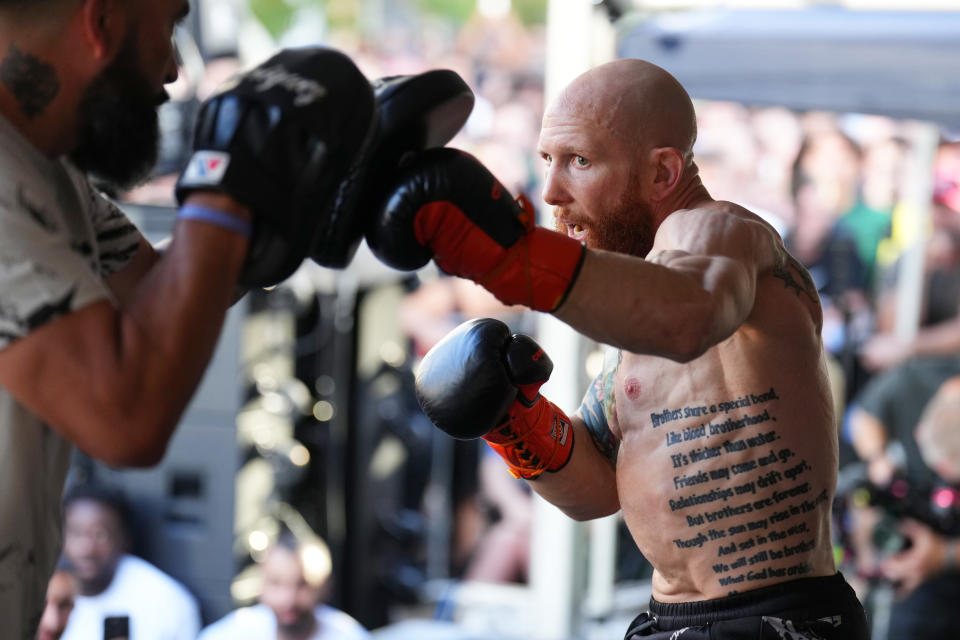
[547,59,697,160]
[0,0,85,31]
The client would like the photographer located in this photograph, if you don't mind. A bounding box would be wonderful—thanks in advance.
[846,373,960,639]
[881,376,960,594]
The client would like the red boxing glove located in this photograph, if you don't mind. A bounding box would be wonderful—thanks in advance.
[484,329,575,480]
[366,148,585,312]
[484,388,574,480]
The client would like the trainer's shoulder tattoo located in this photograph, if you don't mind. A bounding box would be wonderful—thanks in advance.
[772,248,818,305]
[577,348,621,467]
[0,44,59,119]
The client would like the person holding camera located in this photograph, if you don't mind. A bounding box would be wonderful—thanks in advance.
[847,373,960,639]
[881,376,960,593]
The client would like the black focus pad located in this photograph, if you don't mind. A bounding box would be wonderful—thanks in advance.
[373,69,476,154]
[176,47,376,288]
[415,318,516,440]
[310,69,474,268]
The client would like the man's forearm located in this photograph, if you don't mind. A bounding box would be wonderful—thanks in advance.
[911,318,960,358]
[524,420,620,521]
[849,407,888,462]
[117,209,248,431]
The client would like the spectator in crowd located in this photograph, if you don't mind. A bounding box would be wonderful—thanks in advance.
[849,350,960,491]
[200,532,369,640]
[60,484,200,640]
[36,564,76,640]
[840,134,905,290]
[849,143,960,486]
[694,103,765,217]
[860,142,960,372]
[848,375,960,640]
[844,145,960,638]
[786,132,872,428]
[887,378,960,586]
[786,132,870,333]
[748,106,804,226]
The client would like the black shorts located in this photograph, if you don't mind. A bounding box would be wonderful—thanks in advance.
[624,573,868,639]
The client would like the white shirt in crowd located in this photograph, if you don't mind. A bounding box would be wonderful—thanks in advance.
[61,554,201,640]
[199,603,371,640]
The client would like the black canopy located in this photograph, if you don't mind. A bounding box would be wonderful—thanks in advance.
[617,7,960,130]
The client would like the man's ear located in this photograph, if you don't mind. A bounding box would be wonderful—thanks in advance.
[80,0,126,61]
[648,146,685,201]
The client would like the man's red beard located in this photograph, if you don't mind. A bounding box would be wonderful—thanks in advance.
[554,197,656,257]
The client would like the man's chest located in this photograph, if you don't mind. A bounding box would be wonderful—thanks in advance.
[611,352,709,434]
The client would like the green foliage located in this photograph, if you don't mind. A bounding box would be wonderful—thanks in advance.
[416,0,475,24]
[247,0,547,40]
[249,0,346,37]
[512,0,547,26]
[249,0,296,39]
[414,0,546,26]
[325,0,359,30]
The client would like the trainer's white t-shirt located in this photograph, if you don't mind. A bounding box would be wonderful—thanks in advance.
[0,113,141,639]
[199,603,371,640]
[61,554,201,640]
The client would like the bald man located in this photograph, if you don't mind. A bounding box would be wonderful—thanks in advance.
[370,59,868,639]
[199,534,369,640]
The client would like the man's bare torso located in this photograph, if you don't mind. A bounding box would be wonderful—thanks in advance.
[608,205,838,602]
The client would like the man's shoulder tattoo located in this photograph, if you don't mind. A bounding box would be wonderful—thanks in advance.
[577,349,621,467]
[772,249,818,305]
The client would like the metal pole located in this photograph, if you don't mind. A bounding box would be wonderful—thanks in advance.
[531,3,617,638]
[894,122,941,341]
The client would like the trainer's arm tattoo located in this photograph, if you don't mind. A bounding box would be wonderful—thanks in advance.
[576,349,621,467]
[772,249,818,305]
[0,44,59,119]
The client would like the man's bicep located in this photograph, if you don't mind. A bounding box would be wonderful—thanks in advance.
[104,236,159,307]
[0,300,121,455]
[575,364,620,467]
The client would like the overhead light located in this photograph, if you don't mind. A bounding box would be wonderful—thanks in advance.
[248,529,270,552]
[289,444,311,467]
[312,400,335,422]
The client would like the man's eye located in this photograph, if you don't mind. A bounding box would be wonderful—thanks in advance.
[540,153,552,165]
[574,155,588,167]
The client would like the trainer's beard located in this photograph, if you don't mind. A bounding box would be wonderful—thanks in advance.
[276,612,317,638]
[69,38,163,193]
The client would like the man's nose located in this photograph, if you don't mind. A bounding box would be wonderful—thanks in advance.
[164,55,179,85]
[541,165,570,207]
[165,30,183,86]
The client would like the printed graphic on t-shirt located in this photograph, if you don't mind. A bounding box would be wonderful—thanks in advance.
[17,185,57,232]
[82,183,139,277]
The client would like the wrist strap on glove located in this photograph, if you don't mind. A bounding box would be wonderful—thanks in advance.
[178,205,252,237]
[415,189,585,312]
[476,194,585,312]
[483,393,574,479]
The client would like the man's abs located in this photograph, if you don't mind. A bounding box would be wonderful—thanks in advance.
[612,277,837,601]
